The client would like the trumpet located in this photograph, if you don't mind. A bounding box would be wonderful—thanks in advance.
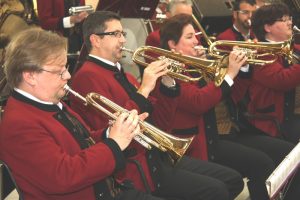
[122,46,203,82]
[207,39,296,65]
[64,85,194,164]
[122,46,228,86]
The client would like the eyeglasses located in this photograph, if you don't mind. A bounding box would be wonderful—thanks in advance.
[94,31,127,38]
[237,10,254,15]
[276,16,293,23]
[40,65,69,80]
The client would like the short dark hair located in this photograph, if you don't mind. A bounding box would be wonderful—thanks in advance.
[252,3,290,41]
[160,14,193,50]
[233,0,256,11]
[82,11,121,52]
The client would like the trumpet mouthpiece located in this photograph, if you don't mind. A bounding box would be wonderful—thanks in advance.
[63,84,70,91]
[293,25,300,33]
[194,46,207,50]
[121,47,134,53]
[247,19,251,26]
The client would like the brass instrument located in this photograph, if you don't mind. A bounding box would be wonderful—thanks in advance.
[64,85,194,164]
[192,14,213,46]
[122,46,228,86]
[122,46,203,82]
[294,25,300,33]
[207,39,296,65]
[69,5,94,15]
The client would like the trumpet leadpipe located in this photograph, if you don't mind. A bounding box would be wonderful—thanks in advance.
[63,84,153,150]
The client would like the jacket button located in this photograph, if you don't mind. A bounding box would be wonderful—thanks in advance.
[148,154,152,159]
[157,183,161,188]
[57,114,62,119]
[210,155,215,160]
[99,193,103,197]
[208,140,213,145]
[206,125,211,129]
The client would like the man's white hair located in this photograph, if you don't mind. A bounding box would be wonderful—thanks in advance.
[167,0,193,15]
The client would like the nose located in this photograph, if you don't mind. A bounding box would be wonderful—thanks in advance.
[65,70,71,80]
[120,34,126,43]
[193,35,199,44]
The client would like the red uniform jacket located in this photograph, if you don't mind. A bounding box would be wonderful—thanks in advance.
[152,75,231,160]
[145,29,160,48]
[70,56,179,192]
[37,0,85,34]
[0,91,125,200]
[217,26,255,41]
[247,46,300,137]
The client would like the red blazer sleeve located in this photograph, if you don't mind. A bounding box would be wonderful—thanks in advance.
[177,81,224,115]
[37,0,85,32]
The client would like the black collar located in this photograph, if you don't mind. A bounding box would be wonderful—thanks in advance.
[86,56,120,73]
[12,90,61,112]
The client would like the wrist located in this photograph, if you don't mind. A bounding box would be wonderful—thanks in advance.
[137,86,150,98]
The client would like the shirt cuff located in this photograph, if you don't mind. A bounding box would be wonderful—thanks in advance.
[224,74,234,87]
[161,75,176,88]
[106,127,110,138]
[240,64,250,72]
[63,16,75,28]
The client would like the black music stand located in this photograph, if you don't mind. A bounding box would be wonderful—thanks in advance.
[96,0,159,19]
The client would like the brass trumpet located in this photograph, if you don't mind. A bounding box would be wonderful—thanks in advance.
[64,85,194,164]
[122,46,228,86]
[207,39,295,65]
[122,46,202,82]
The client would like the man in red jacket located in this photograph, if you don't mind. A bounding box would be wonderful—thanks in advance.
[217,0,257,41]
[37,0,88,54]
[248,3,300,144]
[70,11,244,200]
[0,28,151,200]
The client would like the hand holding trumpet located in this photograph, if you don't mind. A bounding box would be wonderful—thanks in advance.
[109,110,149,150]
[137,59,170,98]
[226,48,248,80]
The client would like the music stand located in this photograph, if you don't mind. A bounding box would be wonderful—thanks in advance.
[96,0,159,19]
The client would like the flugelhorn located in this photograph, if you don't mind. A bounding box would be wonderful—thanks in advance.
[207,39,297,65]
[122,46,202,82]
[64,85,194,164]
[122,46,228,86]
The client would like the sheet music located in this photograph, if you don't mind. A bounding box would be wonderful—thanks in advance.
[266,142,300,199]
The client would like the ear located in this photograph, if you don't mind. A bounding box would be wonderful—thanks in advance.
[233,11,238,20]
[89,34,101,49]
[264,24,271,33]
[22,71,37,86]
[168,40,176,50]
